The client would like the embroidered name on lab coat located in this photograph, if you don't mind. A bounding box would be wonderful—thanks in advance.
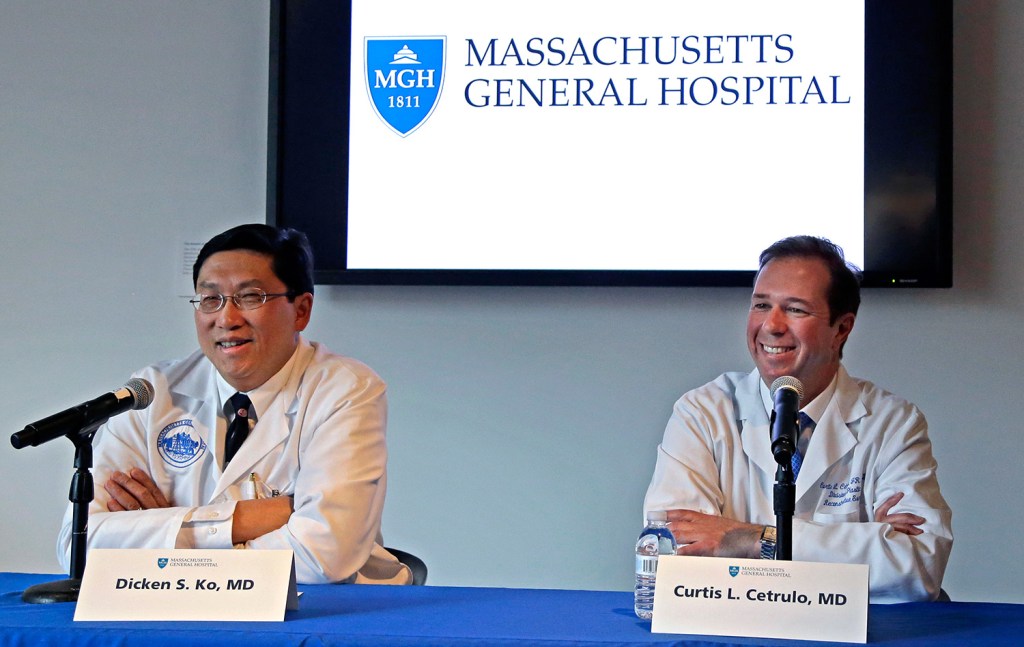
[819,475,863,507]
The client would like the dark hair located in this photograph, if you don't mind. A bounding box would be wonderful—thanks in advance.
[757,235,861,324]
[193,224,314,297]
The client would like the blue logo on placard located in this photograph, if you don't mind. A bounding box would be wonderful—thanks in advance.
[157,558,168,569]
[157,419,206,468]
[365,37,446,137]
[729,566,740,577]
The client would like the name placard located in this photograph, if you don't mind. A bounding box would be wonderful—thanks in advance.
[652,556,868,644]
[74,549,298,622]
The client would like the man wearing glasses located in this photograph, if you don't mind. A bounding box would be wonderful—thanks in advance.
[56,224,411,585]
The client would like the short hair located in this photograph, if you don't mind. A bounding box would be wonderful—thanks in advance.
[757,235,861,324]
[193,224,314,297]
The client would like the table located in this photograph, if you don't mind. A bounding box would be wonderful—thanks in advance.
[1,572,1021,646]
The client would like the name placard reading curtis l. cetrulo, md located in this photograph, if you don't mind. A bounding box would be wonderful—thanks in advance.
[651,555,868,643]
[74,549,298,622]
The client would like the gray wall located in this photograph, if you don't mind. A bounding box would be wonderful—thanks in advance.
[1,1,1020,602]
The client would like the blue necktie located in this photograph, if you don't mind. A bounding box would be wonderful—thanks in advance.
[792,412,814,478]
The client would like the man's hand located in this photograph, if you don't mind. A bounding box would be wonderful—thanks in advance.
[104,468,171,512]
[232,496,294,544]
[875,492,925,536]
[666,509,762,559]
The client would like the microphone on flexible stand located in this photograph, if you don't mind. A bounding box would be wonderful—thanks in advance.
[768,376,804,561]
[11,377,154,604]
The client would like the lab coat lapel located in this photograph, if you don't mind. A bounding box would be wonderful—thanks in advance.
[210,340,313,500]
[738,369,778,478]
[214,394,292,496]
[796,367,865,500]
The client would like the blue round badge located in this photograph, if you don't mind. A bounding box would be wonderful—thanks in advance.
[157,419,206,468]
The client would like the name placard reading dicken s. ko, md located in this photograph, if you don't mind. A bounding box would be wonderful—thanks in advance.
[74,549,298,622]
[651,556,868,643]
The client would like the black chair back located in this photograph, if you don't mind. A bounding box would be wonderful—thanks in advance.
[385,547,427,586]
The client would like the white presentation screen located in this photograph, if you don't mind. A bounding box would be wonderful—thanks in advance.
[269,0,952,287]
[346,0,865,271]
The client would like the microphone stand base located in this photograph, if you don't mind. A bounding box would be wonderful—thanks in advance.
[21,578,81,604]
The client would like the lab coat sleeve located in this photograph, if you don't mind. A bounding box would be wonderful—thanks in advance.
[55,409,226,571]
[792,409,953,603]
[644,387,733,518]
[244,365,392,584]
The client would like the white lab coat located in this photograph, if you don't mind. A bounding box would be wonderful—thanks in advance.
[644,366,952,603]
[57,338,410,585]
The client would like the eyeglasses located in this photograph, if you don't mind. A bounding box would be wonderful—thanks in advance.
[189,289,294,313]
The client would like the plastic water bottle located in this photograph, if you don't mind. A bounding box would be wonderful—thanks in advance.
[634,511,677,619]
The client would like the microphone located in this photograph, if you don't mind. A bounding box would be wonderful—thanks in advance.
[769,376,804,466]
[10,378,154,449]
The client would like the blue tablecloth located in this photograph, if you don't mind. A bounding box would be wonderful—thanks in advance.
[1,572,1021,646]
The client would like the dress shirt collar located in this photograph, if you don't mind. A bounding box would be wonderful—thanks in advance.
[758,369,840,425]
[214,340,303,423]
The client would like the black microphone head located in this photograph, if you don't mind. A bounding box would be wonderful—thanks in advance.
[769,376,804,402]
[124,378,155,410]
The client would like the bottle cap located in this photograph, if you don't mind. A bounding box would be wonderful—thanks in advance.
[646,510,668,522]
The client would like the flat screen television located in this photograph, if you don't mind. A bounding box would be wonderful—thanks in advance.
[268,0,952,287]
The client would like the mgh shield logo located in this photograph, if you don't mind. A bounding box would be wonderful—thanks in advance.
[365,37,446,137]
[729,566,740,577]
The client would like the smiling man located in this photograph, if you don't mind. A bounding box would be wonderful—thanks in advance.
[57,224,411,585]
[643,235,952,603]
